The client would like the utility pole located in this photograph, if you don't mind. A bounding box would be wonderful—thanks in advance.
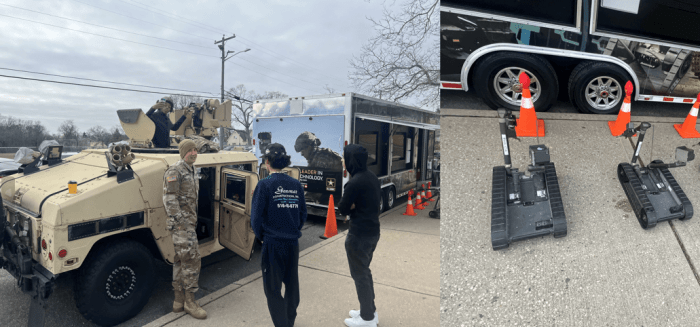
[215,34,250,149]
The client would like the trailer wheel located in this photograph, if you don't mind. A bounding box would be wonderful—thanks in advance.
[472,52,558,112]
[383,187,395,211]
[569,61,632,114]
[74,239,155,326]
[379,192,385,213]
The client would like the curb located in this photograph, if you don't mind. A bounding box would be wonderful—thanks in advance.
[144,230,350,327]
[441,108,689,124]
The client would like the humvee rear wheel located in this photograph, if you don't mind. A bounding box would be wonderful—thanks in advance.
[75,239,155,326]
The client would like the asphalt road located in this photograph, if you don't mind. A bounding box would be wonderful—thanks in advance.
[441,89,694,118]
[0,214,340,327]
[0,196,412,327]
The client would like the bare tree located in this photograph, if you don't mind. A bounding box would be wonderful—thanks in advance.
[58,120,80,141]
[0,114,51,148]
[168,94,205,110]
[323,84,336,94]
[86,125,111,147]
[226,85,288,145]
[349,0,439,109]
[109,125,128,144]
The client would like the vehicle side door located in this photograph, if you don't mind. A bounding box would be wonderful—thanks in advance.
[219,168,258,260]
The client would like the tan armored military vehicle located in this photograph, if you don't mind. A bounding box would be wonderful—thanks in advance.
[0,107,298,326]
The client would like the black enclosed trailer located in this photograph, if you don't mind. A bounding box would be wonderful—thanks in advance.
[251,93,440,218]
[441,0,700,114]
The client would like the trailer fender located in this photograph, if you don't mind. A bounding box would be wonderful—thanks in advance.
[460,43,640,99]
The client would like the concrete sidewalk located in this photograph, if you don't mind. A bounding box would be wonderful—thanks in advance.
[145,202,440,327]
[441,109,700,326]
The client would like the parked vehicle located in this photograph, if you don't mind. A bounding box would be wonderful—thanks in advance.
[251,93,440,217]
[1,125,298,326]
[441,0,700,114]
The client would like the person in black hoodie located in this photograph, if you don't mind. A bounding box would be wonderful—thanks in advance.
[146,97,188,148]
[251,143,307,327]
[338,144,381,327]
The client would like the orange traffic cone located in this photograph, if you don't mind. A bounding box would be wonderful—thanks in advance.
[608,81,634,136]
[515,72,545,137]
[402,193,417,216]
[414,192,424,210]
[421,184,427,201]
[426,182,435,201]
[674,93,700,138]
[320,195,338,239]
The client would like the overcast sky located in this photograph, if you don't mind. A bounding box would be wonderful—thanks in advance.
[0,0,397,134]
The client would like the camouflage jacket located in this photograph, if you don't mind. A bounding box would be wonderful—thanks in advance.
[307,147,343,171]
[163,159,199,231]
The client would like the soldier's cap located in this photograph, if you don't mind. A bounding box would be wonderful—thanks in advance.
[261,143,287,161]
[294,131,321,152]
[179,139,197,159]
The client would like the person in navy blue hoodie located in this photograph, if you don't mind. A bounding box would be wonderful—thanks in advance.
[251,143,307,327]
[338,144,381,327]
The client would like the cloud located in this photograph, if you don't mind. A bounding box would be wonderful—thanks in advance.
[0,0,394,134]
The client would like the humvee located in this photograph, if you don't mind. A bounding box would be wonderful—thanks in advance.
[0,137,298,326]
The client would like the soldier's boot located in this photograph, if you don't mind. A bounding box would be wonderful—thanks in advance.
[173,289,185,313]
[184,291,207,319]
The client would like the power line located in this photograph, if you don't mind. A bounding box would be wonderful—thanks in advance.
[0,68,218,94]
[2,13,327,94]
[0,13,218,58]
[69,0,212,41]
[0,74,213,97]
[118,0,225,35]
[0,3,211,49]
[116,0,347,87]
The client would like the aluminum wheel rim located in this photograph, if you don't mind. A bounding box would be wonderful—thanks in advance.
[493,67,541,106]
[388,190,394,208]
[585,76,621,110]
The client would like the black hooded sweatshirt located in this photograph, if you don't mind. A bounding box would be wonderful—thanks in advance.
[338,144,381,237]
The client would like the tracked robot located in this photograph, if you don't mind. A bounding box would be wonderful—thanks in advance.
[617,122,694,229]
[490,108,567,250]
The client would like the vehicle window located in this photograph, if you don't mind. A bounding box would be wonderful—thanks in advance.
[442,0,578,28]
[358,133,378,165]
[225,174,246,205]
[392,133,406,161]
[596,0,700,46]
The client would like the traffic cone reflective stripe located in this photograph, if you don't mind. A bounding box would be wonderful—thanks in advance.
[414,193,424,210]
[403,193,417,216]
[427,182,434,201]
[320,195,338,239]
[515,72,545,137]
[674,93,700,138]
[608,81,634,136]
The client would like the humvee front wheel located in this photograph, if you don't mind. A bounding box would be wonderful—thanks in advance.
[75,239,155,326]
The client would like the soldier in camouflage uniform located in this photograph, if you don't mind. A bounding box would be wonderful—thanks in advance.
[163,139,207,320]
[294,131,344,204]
[294,131,344,171]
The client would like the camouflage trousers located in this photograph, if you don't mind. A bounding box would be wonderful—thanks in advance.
[172,226,201,292]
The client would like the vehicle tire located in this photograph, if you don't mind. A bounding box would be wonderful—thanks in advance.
[74,239,156,326]
[383,187,396,211]
[568,61,633,114]
[472,52,558,112]
[379,191,385,213]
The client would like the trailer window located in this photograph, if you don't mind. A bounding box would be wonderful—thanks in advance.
[392,133,406,161]
[224,174,246,205]
[595,0,700,46]
[442,0,578,28]
[358,133,378,165]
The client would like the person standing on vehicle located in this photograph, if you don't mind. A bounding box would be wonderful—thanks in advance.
[147,97,188,148]
[338,144,381,327]
[163,139,207,320]
[251,143,307,327]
